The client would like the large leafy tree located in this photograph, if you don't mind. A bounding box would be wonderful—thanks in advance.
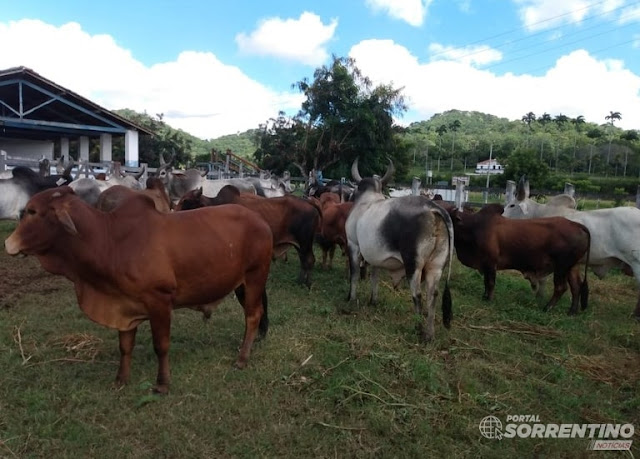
[448,119,461,170]
[254,56,408,180]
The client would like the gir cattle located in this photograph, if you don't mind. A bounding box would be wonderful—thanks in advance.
[5,186,273,393]
[0,166,73,220]
[450,204,590,315]
[504,178,640,319]
[176,185,322,287]
[345,159,454,342]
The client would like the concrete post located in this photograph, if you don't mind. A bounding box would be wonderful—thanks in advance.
[79,136,90,162]
[564,183,575,197]
[124,130,139,167]
[455,181,465,209]
[411,177,421,196]
[100,134,113,162]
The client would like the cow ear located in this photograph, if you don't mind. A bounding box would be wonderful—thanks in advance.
[518,202,529,215]
[56,208,78,235]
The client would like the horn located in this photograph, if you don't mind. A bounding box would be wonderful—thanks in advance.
[200,165,209,177]
[516,175,527,201]
[351,158,363,183]
[380,158,394,185]
[133,165,146,180]
[159,154,166,166]
[62,158,75,177]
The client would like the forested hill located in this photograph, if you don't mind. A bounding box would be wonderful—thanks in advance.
[114,109,258,164]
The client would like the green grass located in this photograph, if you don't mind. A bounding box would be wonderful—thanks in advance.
[0,219,638,457]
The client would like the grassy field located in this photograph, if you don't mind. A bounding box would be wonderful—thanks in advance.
[0,219,638,458]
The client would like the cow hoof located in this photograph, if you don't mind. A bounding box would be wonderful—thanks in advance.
[152,384,169,395]
[234,360,248,370]
[567,308,578,316]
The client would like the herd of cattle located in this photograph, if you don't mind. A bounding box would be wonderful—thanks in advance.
[2,157,640,393]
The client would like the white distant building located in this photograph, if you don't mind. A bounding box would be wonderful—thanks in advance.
[475,158,504,174]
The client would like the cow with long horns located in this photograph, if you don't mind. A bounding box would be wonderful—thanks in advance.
[345,159,454,342]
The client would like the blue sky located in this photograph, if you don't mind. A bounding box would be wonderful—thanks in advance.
[1,0,639,139]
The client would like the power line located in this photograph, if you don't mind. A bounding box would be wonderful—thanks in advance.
[428,0,639,65]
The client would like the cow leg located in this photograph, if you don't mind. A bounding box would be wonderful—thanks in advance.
[347,242,361,301]
[566,266,582,316]
[296,246,314,288]
[235,285,269,340]
[235,281,266,369]
[149,309,172,394]
[635,293,640,319]
[369,267,380,305]
[115,328,137,387]
[327,244,336,269]
[482,268,496,301]
[544,269,568,312]
[420,268,443,343]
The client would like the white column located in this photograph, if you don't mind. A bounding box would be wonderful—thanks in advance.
[124,130,139,167]
[79,136,90,162]
[60,137,70,161]
[100,134,112,162]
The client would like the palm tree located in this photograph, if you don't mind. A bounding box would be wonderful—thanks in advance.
[448,119,461,170]
[521,112,536,147]
[537,113,552,160]
[436,124,447,172]
[605,111,622,168]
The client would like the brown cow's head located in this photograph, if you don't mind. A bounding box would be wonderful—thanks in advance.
[5,187,78,256]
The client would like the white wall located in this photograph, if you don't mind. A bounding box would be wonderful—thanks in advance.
[0,138,54,159]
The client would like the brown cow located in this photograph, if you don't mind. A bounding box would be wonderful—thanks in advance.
[315,193,354,269]
[449,204,591,315]
[176,185,321,287]
[96,178,172,212]
[4,186,273,393]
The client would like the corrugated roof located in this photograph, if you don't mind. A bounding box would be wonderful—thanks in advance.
[0,66,154,136]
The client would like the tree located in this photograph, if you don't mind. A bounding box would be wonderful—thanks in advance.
[521,112,536,147]
[504,147,550,187]
[570,115,585,173]
[254,56,408,180]
[604,111,622,168]
[620,130,639,176]
[435,124,447,172]
[586,127,603,174]
[448,119,461,170]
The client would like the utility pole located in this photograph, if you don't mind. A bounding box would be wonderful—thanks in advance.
[485,142,493,189]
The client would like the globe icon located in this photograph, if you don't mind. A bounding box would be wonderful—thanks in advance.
[479,416,503,439]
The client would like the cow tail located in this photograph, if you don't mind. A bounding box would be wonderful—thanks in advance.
[580,226,591,310]
[304,195,323,230]
[259,289,269,338]
[432,203,454,328]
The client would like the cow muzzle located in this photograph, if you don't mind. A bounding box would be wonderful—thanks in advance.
[4,233,23,256]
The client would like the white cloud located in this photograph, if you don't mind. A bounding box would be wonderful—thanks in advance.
[513,0,624,31]
[0,19,302,139]
[428,43,503,66]
[365,0,434,27]
[235,12,337,66]
[619,5,640,23]
[349,39,640,130]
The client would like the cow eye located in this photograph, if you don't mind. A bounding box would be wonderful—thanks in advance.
[508,204,515,208]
